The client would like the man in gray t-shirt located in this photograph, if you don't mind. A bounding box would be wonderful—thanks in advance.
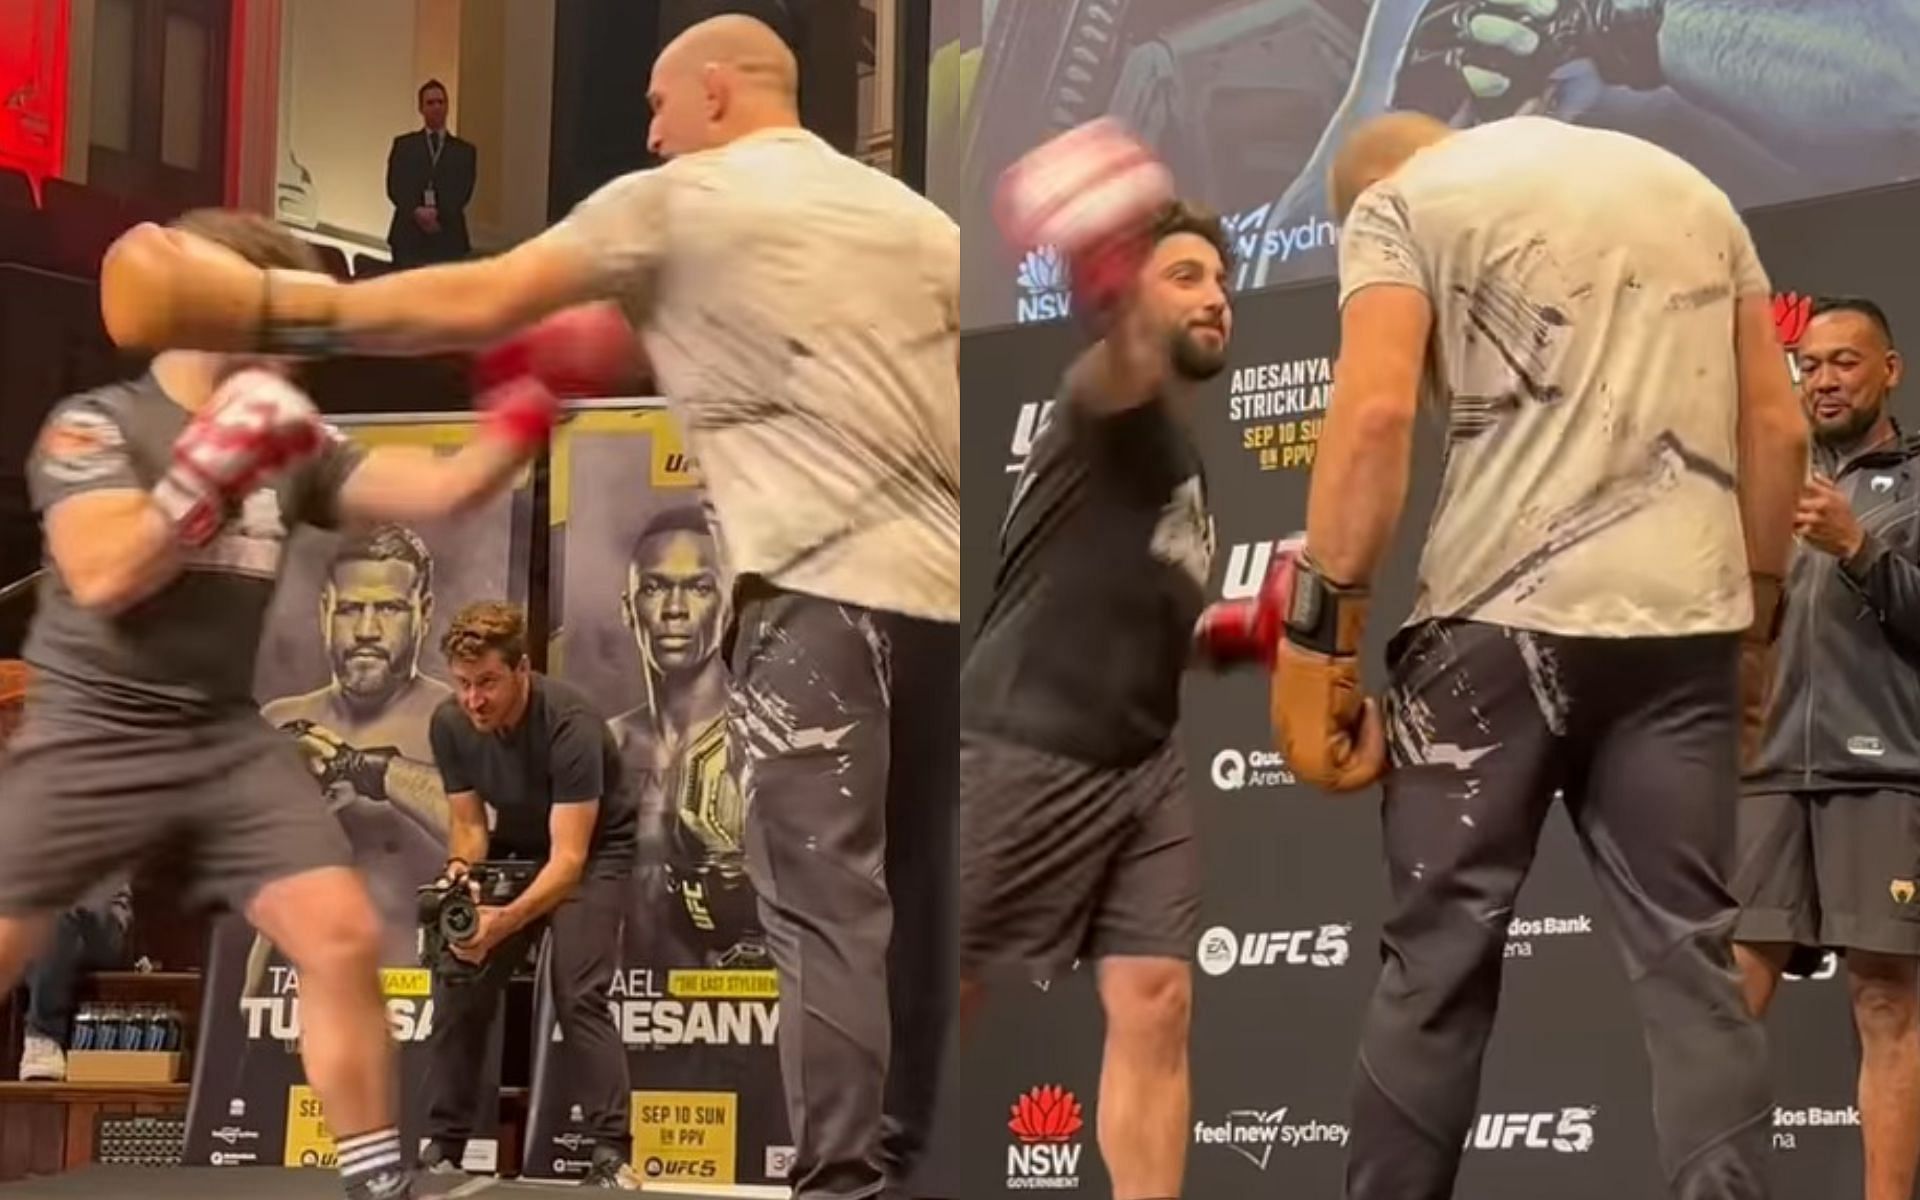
[0,210,562,1200]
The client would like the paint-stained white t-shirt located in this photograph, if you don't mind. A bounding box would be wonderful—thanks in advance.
[541,127,961,622]
[1339,117,1772,638]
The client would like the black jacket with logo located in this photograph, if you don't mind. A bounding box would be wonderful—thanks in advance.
[1748,428,1920,793]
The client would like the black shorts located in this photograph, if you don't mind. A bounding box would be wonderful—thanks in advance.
[0,709,354,917]
[959,730,1199,977]
[1733,788,1920,959]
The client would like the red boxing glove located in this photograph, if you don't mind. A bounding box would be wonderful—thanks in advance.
[1193,536,1303,670]
[480,377,562,452]
[472,302,645,451]
[994,117,1175,319]
[473,302,645,400]
[152,368,324,546]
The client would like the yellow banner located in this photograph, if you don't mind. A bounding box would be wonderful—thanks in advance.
[667,969,780,999]
[337,418,534,487]
[549,407,696,526]
[631,1090,737,1187]
[381,968,431,998]
[283,1085,337,1169]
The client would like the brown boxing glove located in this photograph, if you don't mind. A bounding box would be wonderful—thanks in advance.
[1269,553,1388,792]
[1738,573,1787,771]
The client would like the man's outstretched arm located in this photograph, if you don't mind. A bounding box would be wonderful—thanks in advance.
[100,172,668,356]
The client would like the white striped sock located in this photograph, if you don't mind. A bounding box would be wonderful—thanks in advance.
[335,1127,404,1188]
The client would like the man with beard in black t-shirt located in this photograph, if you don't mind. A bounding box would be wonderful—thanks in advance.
[958,198,1233,1200]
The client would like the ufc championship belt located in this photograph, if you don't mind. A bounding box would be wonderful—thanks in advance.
[664,715,766,968]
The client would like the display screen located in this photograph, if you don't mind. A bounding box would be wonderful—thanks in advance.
[931,0,1920,330]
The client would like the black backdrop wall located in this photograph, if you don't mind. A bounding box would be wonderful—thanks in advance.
[951,176,1920,1198]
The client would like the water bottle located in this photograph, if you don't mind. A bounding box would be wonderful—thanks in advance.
[71,1006,96,1052]
[94,1005,122,1052]
[156,1006,180,1052]
[116,1005,142,1052]
[139,1005,162,1052]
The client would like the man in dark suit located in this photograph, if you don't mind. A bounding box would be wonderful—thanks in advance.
[385,80,476,269]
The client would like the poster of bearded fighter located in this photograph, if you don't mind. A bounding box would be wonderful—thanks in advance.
[179,419,528,1174]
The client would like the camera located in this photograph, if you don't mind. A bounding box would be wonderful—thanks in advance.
[417,860,538,982]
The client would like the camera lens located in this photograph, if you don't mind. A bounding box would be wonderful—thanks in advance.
[441,896,478,942]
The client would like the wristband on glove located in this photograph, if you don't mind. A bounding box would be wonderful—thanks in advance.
[1283,555,1371,658]
[340,745,399,802]
[150,465,224,547]
[480,378,561,452]
[257,270,343,356]
[1579,0,1666,91]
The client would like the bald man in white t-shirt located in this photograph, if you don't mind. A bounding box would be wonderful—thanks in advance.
[95,16,960,1199]
[1257,113,1809,1199]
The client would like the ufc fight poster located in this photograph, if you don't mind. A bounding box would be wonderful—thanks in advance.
[182,414,534,1172]
[520,402,791,1188]
[934,0,1920,329]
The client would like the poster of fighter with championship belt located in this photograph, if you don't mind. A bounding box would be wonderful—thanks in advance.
[182,415,532,1173]
[522,402,789,1188]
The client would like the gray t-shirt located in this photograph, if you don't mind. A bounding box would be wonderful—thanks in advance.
[535,127,961,623]
[23,374,365,726]
[1339,117,1771,638]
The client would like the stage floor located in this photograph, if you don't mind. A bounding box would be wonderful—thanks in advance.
[0,1165,789,1198]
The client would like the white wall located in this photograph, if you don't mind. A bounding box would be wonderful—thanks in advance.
[277,0,421,245]
[495,0,554,245]
[274,0,552,254]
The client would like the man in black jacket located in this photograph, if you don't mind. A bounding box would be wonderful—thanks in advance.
[1735,295,1919,1200]
[385,80,476,269]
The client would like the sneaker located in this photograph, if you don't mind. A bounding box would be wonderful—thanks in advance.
[415,1141,465,1178]
[18,1033,64,1082]
[346,1166,415,1200]
[578,1156,644,1190]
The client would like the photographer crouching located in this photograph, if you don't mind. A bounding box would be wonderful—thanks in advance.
[416,602,641,1190]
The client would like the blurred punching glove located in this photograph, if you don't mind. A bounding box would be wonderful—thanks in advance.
[1268,550,1388,793]
[994,117,1175,321]
[472,302,647,450]
[152,368,325,546]
[1738,574,1786,771]
[1193,536,1303,670]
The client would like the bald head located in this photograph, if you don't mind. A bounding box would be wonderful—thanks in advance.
[1330,113,1454,219]
[649,14,801,159]
[661,14,799,101]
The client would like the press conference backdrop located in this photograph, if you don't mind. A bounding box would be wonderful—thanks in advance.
[951,178,1920,1197]
[930,0,1920,331]
[184,415,532,1172]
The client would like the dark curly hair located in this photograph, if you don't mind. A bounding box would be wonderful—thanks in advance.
[440,601,528,666]
[1148,199,1235,275]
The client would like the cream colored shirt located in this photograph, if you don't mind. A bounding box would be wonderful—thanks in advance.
[1339,117,1772,638]
[542,127,961,622]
